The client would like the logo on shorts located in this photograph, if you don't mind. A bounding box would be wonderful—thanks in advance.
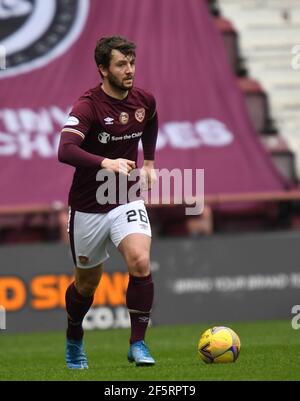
[98,132,111,144]
[139,224,148,230]
[119,112,129,125]
[135,108,145,123]
[78,256,90,265]
[0,0,89,79]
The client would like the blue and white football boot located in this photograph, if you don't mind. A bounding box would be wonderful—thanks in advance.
[66,338,89,369]
[127,340,155,366]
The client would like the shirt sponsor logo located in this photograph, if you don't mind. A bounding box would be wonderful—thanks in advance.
[98,132,111,144]
[111,132,143,142]
[119,112,129,125]
[135,108,145,123]
[97,131,143,144]
[104,117,114,125]
[0,0,89,80]
[65,116,80,126]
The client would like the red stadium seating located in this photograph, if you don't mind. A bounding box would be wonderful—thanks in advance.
[213,8,298,185]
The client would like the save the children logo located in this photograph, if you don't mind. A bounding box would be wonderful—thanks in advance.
[0,0,89,79]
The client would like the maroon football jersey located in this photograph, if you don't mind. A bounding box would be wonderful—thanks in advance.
[60,84,157,213]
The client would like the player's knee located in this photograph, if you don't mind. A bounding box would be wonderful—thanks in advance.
[75,264,103,297]
[76,282,98,298]
[129,253,150,276]
[76,277,99,298]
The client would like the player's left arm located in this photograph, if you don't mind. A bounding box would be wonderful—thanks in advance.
[141,99,158,190]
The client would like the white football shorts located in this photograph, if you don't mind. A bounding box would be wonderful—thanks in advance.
[68,200,152,269]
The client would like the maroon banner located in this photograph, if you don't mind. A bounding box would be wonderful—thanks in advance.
[0,0,287,208]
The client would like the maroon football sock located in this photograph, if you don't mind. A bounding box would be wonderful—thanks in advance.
[65,282,94,341]
[126,274,154,344]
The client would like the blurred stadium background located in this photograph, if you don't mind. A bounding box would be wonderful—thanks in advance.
[1,0,300,378]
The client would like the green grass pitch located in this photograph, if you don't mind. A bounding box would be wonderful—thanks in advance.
[0,320,299,381]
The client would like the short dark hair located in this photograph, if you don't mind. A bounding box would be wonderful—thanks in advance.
[94,36,136,76]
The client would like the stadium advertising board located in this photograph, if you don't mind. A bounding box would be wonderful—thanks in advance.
[0,231,299,333]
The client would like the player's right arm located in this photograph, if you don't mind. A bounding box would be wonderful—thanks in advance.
[58,100,135,174]
[58,100,104,168]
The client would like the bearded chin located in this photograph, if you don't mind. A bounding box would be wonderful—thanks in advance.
[108,73,133,91]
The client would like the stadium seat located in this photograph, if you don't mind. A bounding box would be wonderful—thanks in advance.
[238,78,272,134]
[260,136,298,183]
[218,0,300,180]
[207,0,221,16]
[214,17,240,75]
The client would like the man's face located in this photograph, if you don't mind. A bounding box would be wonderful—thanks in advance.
[103,49,135,91]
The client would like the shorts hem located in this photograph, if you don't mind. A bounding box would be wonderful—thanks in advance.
[76,255,110,269]
[113,231,152,248]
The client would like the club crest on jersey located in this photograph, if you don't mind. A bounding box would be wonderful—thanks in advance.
[0,0,89,80]
[135,108,145,123]
[98,132,111,144]
[119,112,129,125]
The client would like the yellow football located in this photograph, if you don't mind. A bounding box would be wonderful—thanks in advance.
[198,326,241,364]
